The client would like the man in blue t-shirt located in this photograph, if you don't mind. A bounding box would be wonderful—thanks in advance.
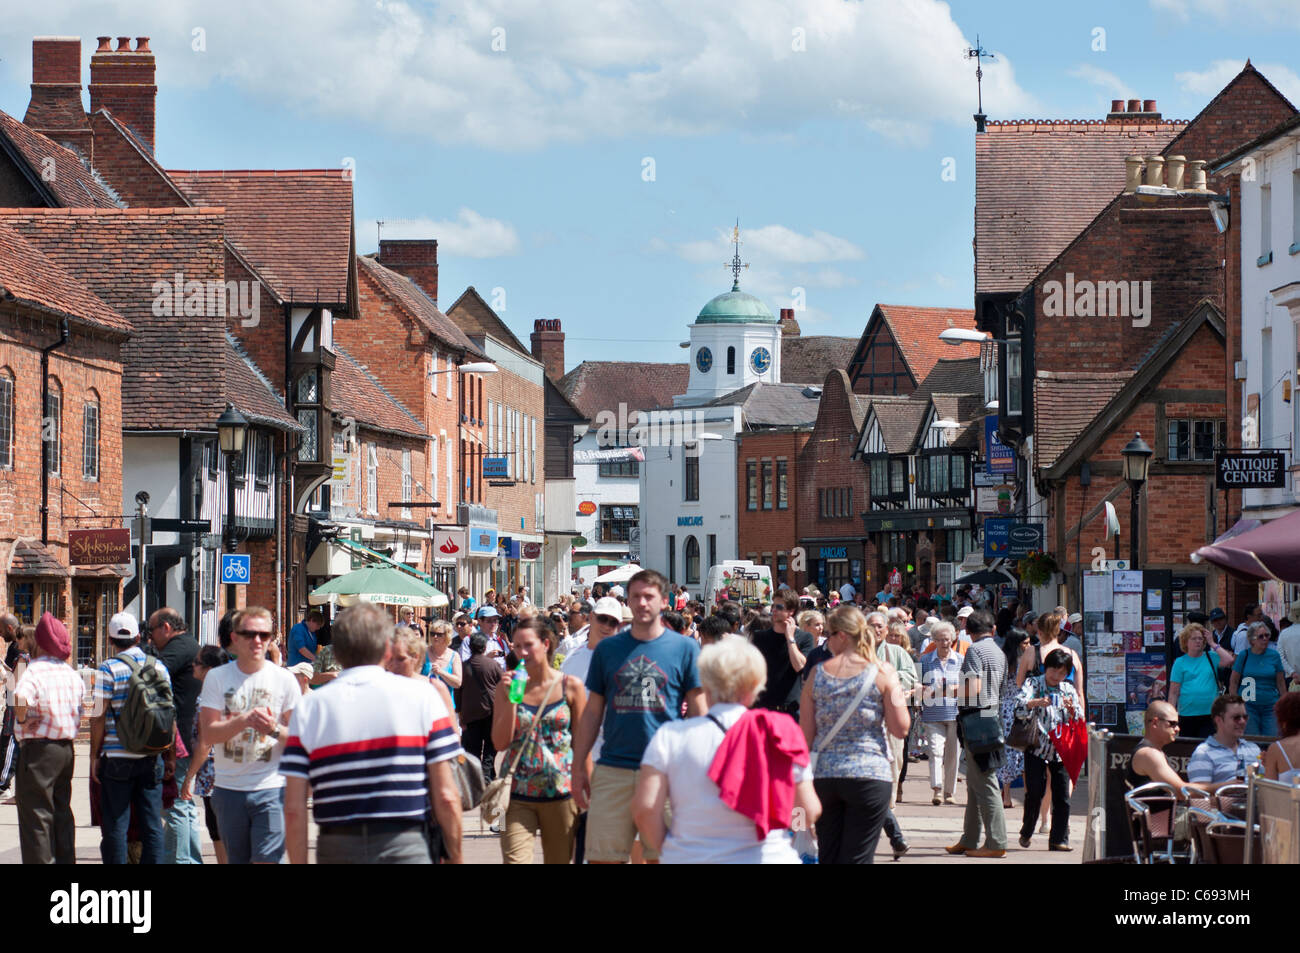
[573,569,703,863]
[287,611,323,666]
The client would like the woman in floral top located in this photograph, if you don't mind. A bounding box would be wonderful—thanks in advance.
[1013,648,1084,852]
[491,618,586,864]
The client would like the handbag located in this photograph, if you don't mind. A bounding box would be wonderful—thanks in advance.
[479,672,563,828]
[452,751,486,811]
[1005,710,1044,752]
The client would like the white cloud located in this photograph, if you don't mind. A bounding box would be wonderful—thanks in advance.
[1175,59,1300,106]
[1151,0,1300,25]
[1068,64,1134,99]
[372,209,519,258]
[1,0,1039,149]
[671,224,865,266]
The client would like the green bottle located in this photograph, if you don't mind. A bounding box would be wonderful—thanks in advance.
[508,662,527,704]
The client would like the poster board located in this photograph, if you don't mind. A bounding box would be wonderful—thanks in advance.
[1082,568,1175,733]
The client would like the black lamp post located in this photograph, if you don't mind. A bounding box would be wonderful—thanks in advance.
[1121,432,1153,566]
[217,403,249,611]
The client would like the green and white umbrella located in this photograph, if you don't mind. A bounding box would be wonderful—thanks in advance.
[309,566,449,608]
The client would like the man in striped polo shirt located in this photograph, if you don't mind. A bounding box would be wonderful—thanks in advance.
[283,601,463,864]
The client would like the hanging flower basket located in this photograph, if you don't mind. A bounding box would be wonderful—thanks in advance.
[1017,550,1059,589]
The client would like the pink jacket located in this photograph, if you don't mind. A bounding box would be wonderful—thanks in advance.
[707,708,810,839]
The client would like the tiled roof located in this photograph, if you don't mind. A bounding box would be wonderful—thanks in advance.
[0,223,131,335]
[557,361,690,419]
[780,335,858,384]
[701,382,820,427]
[9,540,69,577]
[0,207,232,431]
[0,108,121,209]
[914,357,983,399]
[867,396,929,453]
[929,394,985,450]
[444,286,531,357]
[358,257,479,354]
[875,305,981,383]
[333,346,427,439]
[91,109,194,207]
[224,333,301,431]
[168,170,354,305]
[1033,371,1130,471]
[975,120,1186,294]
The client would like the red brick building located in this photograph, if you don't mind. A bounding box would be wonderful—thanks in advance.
[847,304,980,396]
[736,426,810,590]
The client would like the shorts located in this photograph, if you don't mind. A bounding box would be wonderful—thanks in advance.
[585,764,660,863]
[204,797,221,843]
[210,786,285,864]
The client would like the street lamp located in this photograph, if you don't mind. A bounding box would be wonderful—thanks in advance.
[217,403,249,611]
[1121,432,1153,565]
[938,328,999,346]
[427,361,498,376]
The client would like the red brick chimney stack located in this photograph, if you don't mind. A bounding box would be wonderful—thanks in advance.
[530,319,565,382]
[88,35,157,153]
[377,239,439,306]
[779,307,801,336]
[24,37,94,156]
[1108,98,1160,122]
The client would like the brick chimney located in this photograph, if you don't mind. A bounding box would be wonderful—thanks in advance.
[24,37,93,156]
[779,307,801,336]
[88,36,156,153]
[530,319,565,383]
[1108,98,1161,122]
[377,239,439,306]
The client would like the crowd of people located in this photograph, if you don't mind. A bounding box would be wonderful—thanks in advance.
[2,575,1299,865]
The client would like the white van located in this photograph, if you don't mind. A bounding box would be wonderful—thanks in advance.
[703,560,774,609]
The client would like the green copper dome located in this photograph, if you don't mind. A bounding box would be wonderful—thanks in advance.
[695,282,777,325]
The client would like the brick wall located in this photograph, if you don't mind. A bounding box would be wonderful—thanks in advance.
[483,364,546,535]
[88,111,188,206]
[797,371,867,543]
[737,429,809,589]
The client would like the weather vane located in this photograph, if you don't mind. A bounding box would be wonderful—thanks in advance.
[725,219,749,290]
[966,34,994,133]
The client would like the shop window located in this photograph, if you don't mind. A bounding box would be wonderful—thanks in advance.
[600,505,639,543]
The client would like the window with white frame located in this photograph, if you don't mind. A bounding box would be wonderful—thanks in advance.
[0,369,12,470]
[488,400,495,453]
[366,444,378,512]
[83,391,100,481]
[44,379,60,475]
[401,449,412,518]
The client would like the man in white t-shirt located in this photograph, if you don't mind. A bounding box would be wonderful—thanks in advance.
[838,581,857,603]
[199,606,300,864]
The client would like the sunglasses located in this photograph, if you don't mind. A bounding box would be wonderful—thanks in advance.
[594,615,620,627]
[1228,713,1249,722]
[235,630,272,641]
[1155,717,1180,728]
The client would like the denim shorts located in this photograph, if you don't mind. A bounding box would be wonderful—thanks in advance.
[210,786,285,864]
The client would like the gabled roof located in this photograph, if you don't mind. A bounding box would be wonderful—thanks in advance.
[0,108,121,209]
[975,118,1186,294]
[558,361,690,419]
[224,333,301,432]
[699,382,820,427]
[864,396,929,454]
[544,376,588,425]
[1037,301,1226,478]
[168,169,356,308]
[927,394,984,450]
[780,335,858,384]
[332,346,427,439]
[444,286,531,357]
[0,222,131,336]
[913,356,983,399]
[91,109,194,206]
[358,256,479,354]
[0,207,234,431]
[1165,60,1297,166]
[868,305,981,384]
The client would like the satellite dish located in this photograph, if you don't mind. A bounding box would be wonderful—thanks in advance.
[1104,501,1121,539]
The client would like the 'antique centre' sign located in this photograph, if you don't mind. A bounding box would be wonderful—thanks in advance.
[1215,451,1286,489]
[69,528,131,565]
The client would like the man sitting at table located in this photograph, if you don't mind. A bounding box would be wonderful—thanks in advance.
[1125,701,1192,797]
[1186,695,1262,791]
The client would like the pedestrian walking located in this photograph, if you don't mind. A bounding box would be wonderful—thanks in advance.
[866,611,914,855]
[180,645,230,864]
[635,634,819,863]
[1013,649,1083,852]
[460,633,503,783]
[492,618,586,864]
[144,607,203,864]
[751,593,815,718]
[998,629,1030,808]
[12,613,84,864]
[1229,622,1286,736]
[919,621,962,806]
[800,606,909,864]
[198,606,300,864]
[283,602,463,864]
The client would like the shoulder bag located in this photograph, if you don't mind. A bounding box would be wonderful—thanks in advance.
[1005,677,1045,752]
[808,663,878,775]
[479,672,563,828]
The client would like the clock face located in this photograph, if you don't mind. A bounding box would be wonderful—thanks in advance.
[750,346,772,374]
[696,347,713,373]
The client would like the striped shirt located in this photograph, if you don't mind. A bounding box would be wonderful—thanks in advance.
[95,646,172,759]
[919,651,963,722]
[14,657,86,742]
[281,665,461,826]
[1187,735,1262,785]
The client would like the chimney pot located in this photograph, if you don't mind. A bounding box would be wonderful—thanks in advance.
[1127,99,1142,113]
[1124,156,1144,193]
[1166,155,1186,190]
[135,37,151,52]
[1143,99,1157,114]
[1144,155,1165,187]
[1111,99,1125,113]
[115,37,130,51]
[96,36,112,52]
[1187,159,1209,192]
[529,318,566,383]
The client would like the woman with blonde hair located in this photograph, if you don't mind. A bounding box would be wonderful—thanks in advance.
[1015,608,1083,695]
[1168,623,1233,738]
[426,620,463,697]
[799,606,909,863]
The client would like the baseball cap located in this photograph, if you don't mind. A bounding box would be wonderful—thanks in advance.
[592,597,623,622]
[609,585,625,598]
[1067,612,1083,625]
[1209,607,1227,621]
[956,606,975,619]
[621,604,634,623]
[477,606,499,619]
[108,611,140,641]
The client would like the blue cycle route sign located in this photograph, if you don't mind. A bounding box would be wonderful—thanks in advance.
[220,553,251,586]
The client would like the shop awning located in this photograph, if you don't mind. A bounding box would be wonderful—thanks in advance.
[1192,511,1300,583]
[309,566,449,608]
[330,535,436,587]
[572,556,625,569]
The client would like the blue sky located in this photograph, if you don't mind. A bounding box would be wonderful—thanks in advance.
[4,0,1300,366]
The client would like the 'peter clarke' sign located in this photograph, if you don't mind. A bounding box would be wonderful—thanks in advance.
[69,528,131,565]
[1215,451,1286,489]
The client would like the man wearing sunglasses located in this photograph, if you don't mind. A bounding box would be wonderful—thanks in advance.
[1125,701,1192,795]
[1187,694,1262,790]
[199,606,301,864]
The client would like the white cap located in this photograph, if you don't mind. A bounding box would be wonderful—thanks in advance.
[957,605,975,619]
[108,611,140,641]
[1067,612,1083,625]
[592,597,623,621]
[609,585,625,597]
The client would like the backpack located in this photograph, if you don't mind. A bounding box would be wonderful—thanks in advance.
[113,653,176,753]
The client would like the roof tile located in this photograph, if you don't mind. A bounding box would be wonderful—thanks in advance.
[558,361,690,419]
[333,346,427,439]
[0,222,131,335]
[779,335,858,384]
[0,108,121,209]
[876,305,980,382]
[359,257,478,354]
[1033,371,1130,471]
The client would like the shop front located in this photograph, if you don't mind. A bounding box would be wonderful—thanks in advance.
[864,509,973,594]
[800,539,865,596]
[494,536,544,605]
[459,505,499,600]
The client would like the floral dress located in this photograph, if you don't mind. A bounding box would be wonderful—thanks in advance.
[997,670,1024,786]
[506,693,573,801]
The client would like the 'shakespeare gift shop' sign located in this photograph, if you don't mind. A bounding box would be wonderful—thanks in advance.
[1215,451,1286,489]
[69,528,132,565]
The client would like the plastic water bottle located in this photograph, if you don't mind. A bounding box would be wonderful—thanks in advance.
[509,663,527,704]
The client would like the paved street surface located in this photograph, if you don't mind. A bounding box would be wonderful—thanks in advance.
[0,742,1085,864]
